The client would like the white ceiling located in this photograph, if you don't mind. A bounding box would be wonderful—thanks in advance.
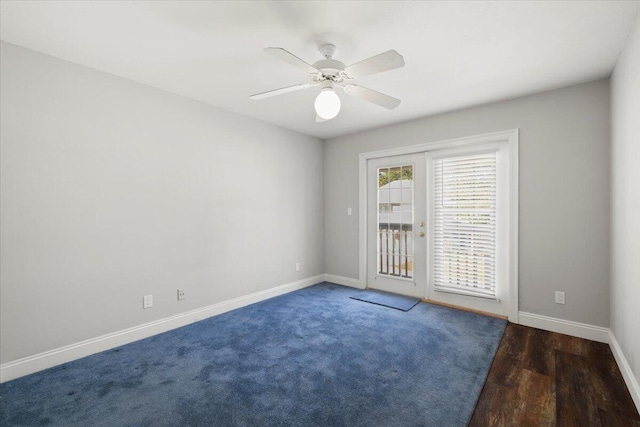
[1,1,638,139]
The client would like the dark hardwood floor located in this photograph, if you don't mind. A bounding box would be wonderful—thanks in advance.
[469,323,640,426]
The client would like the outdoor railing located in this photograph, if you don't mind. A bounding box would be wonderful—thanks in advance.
[378,224,413,279]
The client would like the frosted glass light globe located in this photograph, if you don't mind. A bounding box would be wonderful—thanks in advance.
[314,89,341,120]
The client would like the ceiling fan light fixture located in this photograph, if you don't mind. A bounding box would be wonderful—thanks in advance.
[314,88,341,120]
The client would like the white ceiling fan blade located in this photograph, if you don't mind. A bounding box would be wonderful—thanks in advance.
[265,47,318,74]
[343,50,405,79]
[343,84,401,110]
[250,83,317,100]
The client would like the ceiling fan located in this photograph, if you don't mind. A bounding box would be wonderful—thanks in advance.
[250,44,405,122]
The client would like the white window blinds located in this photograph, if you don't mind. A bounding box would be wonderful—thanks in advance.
[434,152,497,299]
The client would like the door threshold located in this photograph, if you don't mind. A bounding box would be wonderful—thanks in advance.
[421,298,508,320]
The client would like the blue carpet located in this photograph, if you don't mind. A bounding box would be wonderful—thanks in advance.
[350,289,420,311]
[0,282,506,426]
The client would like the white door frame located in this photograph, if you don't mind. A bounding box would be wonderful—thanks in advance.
[358,129,519,322]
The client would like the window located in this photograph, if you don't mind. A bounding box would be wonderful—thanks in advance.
[377,165,414,279]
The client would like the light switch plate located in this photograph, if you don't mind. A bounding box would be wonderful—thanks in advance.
[143,294,153,309]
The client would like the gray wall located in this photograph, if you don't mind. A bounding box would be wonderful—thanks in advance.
[611,12,640,388]
[0,43,324,364]
[324,79,610,327]
[0,37,621,368]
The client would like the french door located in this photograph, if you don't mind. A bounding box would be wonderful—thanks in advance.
[366,143,510,318]
[367,154,426,298]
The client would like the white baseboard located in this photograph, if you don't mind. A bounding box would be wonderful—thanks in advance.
[323,274,364,289]
[0,274,324,383]
[518,311,610,343]
[608,331,640,412]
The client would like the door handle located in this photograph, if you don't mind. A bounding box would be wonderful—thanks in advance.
[418,232,425,237]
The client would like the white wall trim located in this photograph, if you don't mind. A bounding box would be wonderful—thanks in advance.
[358,129,519,160]
[508,130,520,323]
[518,311,610,343]
[323,274,364,289]
[609,331,640,412]
[358,129,519,321]
[358,153,368,291]
[0,274,324,383]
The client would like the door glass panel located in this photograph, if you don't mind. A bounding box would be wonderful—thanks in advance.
[377,164,413,279]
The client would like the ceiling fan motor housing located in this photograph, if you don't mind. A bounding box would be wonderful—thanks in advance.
[313,44,347,82]
[312,59,347,81]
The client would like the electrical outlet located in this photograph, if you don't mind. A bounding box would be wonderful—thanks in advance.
[347,207,352,216]
[143,295,153,309]
[177,289,186,300]
[295,262,300,272]
[555,291,565,305]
